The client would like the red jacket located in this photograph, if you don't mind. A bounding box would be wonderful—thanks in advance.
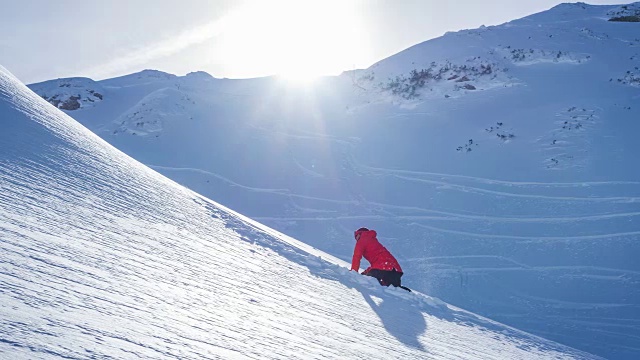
[351,230,403,274]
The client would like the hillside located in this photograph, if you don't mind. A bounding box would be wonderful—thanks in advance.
[26,2,640,359]
[0,65,605,359]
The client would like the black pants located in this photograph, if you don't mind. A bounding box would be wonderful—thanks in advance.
[365,268,403,287]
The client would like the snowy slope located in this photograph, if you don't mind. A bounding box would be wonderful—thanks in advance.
[28,77,104,110]
[26,3,640,359]
[0,66,602,359]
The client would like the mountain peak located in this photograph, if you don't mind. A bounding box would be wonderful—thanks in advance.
[184,71,214,79]
[98,69,177,87]
[132,69,176,79]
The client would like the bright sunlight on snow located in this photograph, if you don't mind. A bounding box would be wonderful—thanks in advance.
[217,0,370,82]
[3,1,640,359]
[22,3,640,359]
[0,65,599,359]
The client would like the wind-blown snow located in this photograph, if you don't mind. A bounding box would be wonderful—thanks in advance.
[0,66,601,359]
[24,2,640,359]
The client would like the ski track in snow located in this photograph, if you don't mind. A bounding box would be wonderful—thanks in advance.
[410,222,640,242]
[149,165,294,195]
[151,164,640,234]
[353,165,640,188]
[356,166,640,203]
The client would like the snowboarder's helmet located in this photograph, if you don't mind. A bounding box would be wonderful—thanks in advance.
[354,227,369,240]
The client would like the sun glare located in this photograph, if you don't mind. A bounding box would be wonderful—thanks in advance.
[217,1,370,84]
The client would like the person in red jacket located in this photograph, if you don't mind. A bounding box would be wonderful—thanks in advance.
[351,227,409,291]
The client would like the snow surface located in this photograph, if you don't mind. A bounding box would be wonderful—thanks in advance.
[0,65,603,359]
[25,2,640,359]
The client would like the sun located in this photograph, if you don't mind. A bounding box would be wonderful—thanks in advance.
[217,1,370,84]
[278,70,320,85]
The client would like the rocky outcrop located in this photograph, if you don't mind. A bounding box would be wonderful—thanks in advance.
[29,77,105,111]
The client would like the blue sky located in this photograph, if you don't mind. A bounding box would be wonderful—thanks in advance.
[0,0,624,84]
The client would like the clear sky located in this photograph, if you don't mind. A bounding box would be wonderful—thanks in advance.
[0,0,624,84]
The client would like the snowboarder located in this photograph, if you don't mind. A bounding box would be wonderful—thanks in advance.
[351,227,410,291]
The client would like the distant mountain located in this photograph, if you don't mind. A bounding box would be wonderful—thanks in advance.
[100,68,177,87]
[607,2,640,21]
[28,3,640,359]
[29,76,104,110]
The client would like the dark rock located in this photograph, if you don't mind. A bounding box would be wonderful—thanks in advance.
[59,96,81,110]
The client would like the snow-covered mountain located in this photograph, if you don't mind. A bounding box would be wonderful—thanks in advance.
[25,2,640,359]
[0,65,602,359]
[28,76,104,110]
